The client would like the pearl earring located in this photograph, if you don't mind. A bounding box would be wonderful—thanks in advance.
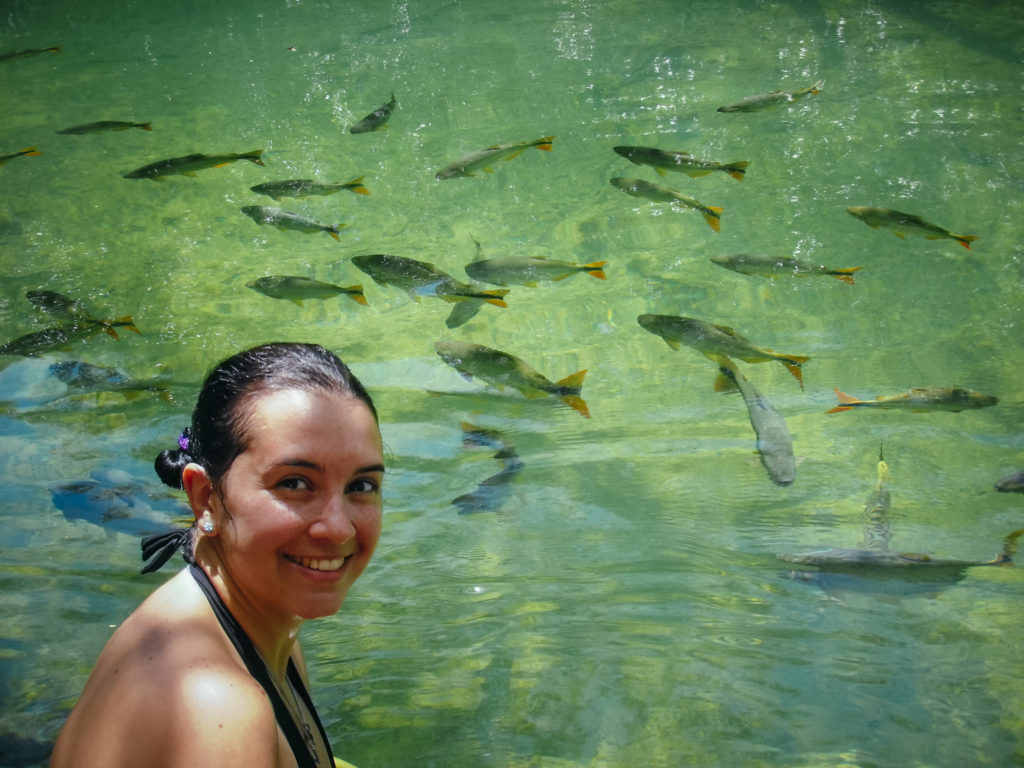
[200,515,215,535]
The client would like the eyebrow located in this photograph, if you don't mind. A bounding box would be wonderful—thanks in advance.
[278,460,386,474]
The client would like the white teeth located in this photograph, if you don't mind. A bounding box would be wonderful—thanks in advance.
[289,555,344,571]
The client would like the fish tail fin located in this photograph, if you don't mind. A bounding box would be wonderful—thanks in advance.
[826,388,861,413]
[346,286,369,306]
[780,358,807,390]
[21,146,41,157]
[140,123,153,131]
[246,150,266,166]
[482,289,510,307]
[725,161,749,180]
[328,225,346,241]
[714,371,739,394]
[703,207,724,233]
[954,234,978,249]
[114,316,141,335]
[584,261,607,279]
[560,394,591,418]
[158,389,175,403]
[102,326,120,340]
[555,369,587,395]
[833,267,863,285]
[534,136,555,151]
[994,529,1024,564]
[346,176,370,194]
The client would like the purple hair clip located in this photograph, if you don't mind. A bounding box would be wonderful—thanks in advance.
[178,431,191,452]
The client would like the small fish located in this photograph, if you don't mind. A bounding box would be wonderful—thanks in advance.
[995,470,1024,493]
[638,313,809,389]
[0,46,60,61]
[465,255,606,286]
[452,422,523,514]
[0,317,138,357]
[240,206,345,240]
[250,177,369,200]
[124,150,264,180]
[717,79,823,113]
[710,253,862,285]
[0,146,41,166]
[351,253,510,306]
[25,289,141,339]
[846,206,978,249]
[827,386,999,414]
[57,120,152,134]
[435,340,589,418]
[350,93,397,134]
[610,177,723,232]
[613,146,749,181]
[436,136,554,180]
[716,360,796,486]
[246,275,367,306]
[49,360,173,402]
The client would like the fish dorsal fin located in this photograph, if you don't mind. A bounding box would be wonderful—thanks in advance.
[711,323,738,337]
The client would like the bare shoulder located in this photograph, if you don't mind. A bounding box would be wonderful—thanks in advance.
[51,569,286,768]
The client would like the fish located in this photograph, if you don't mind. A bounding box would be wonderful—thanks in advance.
[435,340,590,418]
[0,146,41,165]
[435,136,554,180]
[0,46,60,61]
[350,93,397,134]
[717,79,823,113]
[779,448,1024,598]
[452,422,524,514]
[846,206,978,249]
[715,360,796,486]
[709,253,862,285]
[637,313,809,389]
[49,360,173,402]
[0,318,139,357]
[465,255,606,286]
[826,386,998,414]
[610,177,723,232]
[351,253,510,306]
[240,206,345,240]
[124,150,264,180]
[613,145,749,181]
[250,177,369,200]
[995,470,1024,493]
[57,120,152,134]
[246,275,368,306]
[25,289,141,340]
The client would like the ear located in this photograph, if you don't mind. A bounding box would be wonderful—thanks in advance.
[181,462,213,521]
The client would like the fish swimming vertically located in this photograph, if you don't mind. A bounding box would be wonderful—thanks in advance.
[246,275,367,306]
[638,313,809,389]
[240,206,345,240]
[124,150,264,180]
[709,253,862,285]
[995,470,1024,493]
[465,255,606,287]
[350,93,397,134]
[351,253,510,306]
[0,46,60,61]
[613,145,749,181]
[57,121,152,134]
[0,146,41,166]
[436,136,554,180]
[451,422,524,514]
[846,206,978,249]
[716,359,796,486]
[610,177,723,232]
[49,360,173,402]
[827,386,998,414]
[435,340,589,418]
[717,79,823,113]
[250,177,369,200]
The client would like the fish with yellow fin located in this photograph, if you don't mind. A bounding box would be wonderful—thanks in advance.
[826,386,998,414]
[613,146,748,181]
[436,136,554,179]
[846,206,978,249]
[710,253,862,285]
[717,79,823,113]
[0,146,41,165]
[610,177,723,232]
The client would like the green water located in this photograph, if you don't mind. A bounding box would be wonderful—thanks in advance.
[2,0,1022,765]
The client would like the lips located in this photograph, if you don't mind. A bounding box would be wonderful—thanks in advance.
[284,554,347,572]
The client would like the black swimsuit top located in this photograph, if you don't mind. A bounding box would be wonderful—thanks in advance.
[189,563,333,768]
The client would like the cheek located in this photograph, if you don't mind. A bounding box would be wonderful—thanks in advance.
[355,505,383,554]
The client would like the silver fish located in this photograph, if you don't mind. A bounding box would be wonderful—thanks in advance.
[436,136,554,180]
[240,206,345,240]
[350,93,396,134]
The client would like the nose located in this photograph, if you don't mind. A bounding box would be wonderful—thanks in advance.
[309,493,357,543]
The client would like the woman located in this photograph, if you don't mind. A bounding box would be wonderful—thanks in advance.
[50,343,385,768]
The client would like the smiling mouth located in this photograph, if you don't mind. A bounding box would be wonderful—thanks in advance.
[284,554,347,572]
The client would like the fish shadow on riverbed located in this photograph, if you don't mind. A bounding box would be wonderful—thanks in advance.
[451,422,524,514]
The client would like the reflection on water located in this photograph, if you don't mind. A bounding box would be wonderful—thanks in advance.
[1,0,1023,765]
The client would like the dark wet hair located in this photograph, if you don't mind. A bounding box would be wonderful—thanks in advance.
[154,342,377,490]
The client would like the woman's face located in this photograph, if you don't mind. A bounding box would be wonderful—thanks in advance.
[203,387,384,622]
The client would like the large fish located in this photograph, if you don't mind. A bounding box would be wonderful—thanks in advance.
[827,386,998,414]
[250,177,368,200]
[351,253,510,306]
[240,206,345,240]
[57,120,152,134]
[638,313,809,389]
[709,253,862,285]
[246,275,367,306]
[613,145,749,181]
[0,146,41,166]
[465,255,606,286]
[995,470,1024,493]
[610,177,723,232]
[435,340,589,418]
[717,79,823,113]
[0,318,139,357]
[26,289,141,340]
[124,149,264,180]
[49,360,173,402]
[779,449,1023,598]
[451,422,524,514]
[846,206,978,249]
[436,136,554,179]
[716,360,796,486]
[350,93,397,134]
